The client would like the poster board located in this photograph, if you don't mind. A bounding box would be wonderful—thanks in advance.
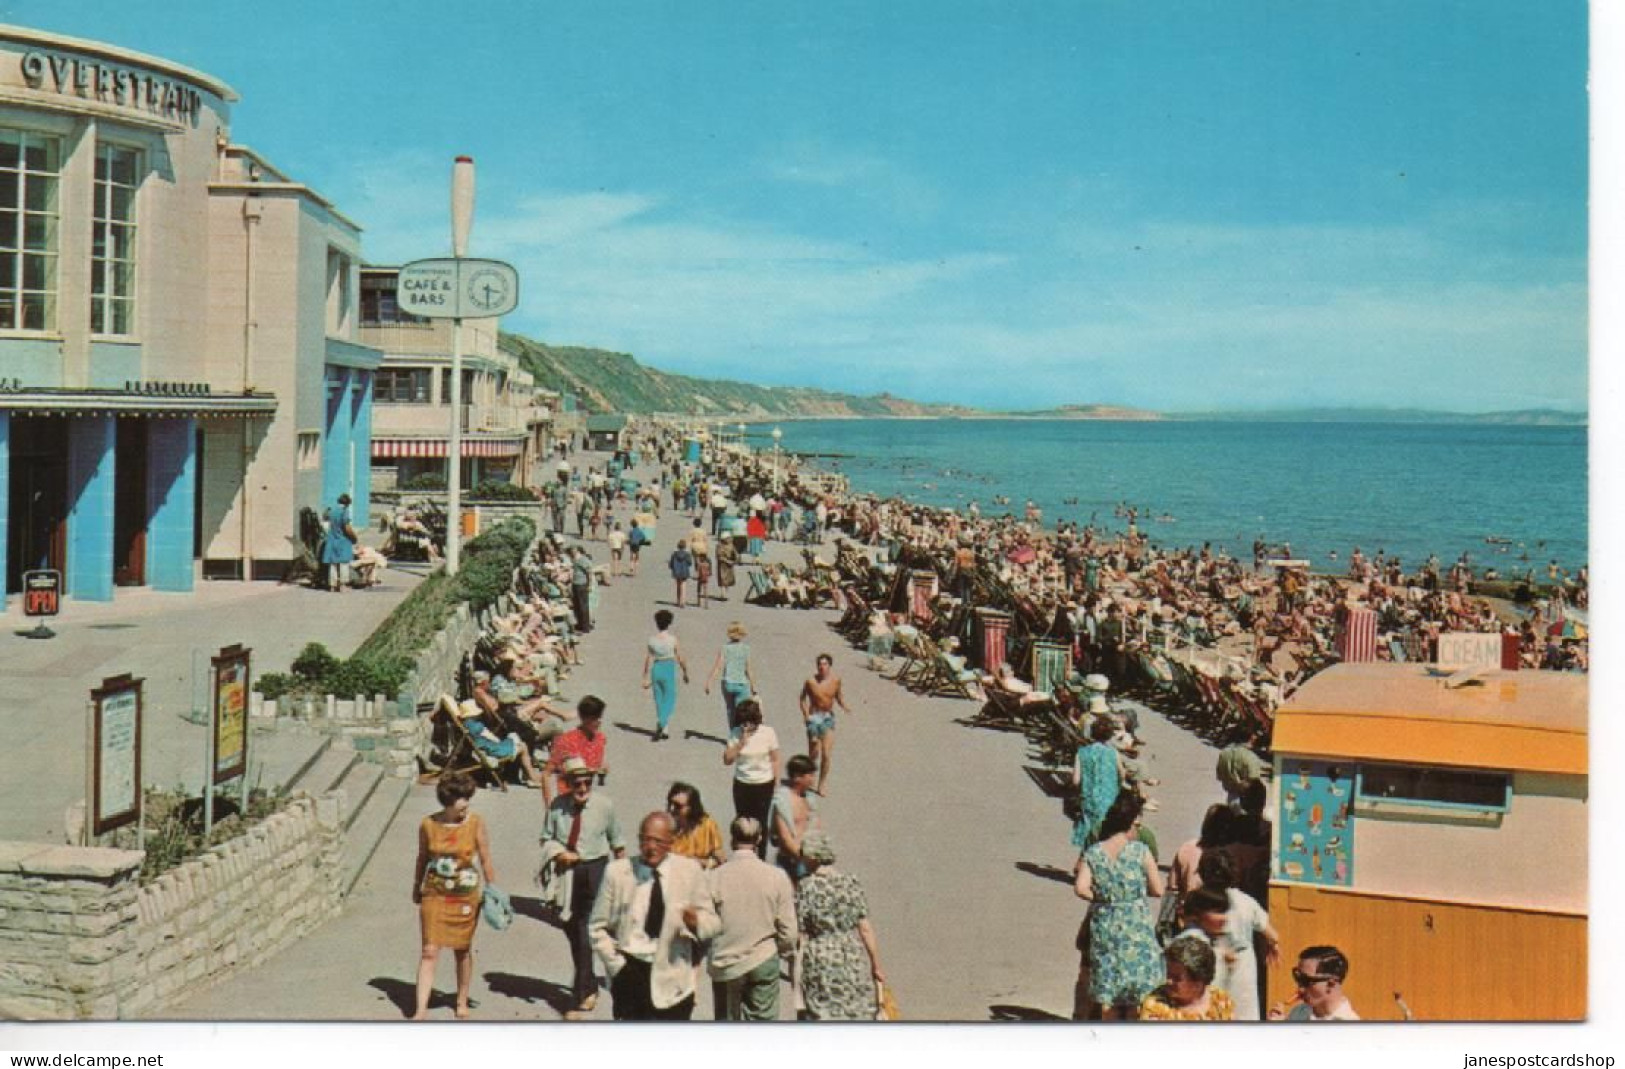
[211,644,251,786]
[91,674,143,837]
[1276,757,1355,888]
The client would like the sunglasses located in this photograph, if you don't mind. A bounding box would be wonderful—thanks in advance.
[1292,969,1335,987]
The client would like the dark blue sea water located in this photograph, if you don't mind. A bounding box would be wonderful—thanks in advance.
[759,420,1589,574]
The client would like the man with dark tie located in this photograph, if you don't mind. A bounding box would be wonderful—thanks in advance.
[540,756,625,1019]
[589,811,720,1020]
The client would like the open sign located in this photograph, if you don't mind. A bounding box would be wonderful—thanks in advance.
[22,570,60,617]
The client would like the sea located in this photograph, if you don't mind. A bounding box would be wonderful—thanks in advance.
[757,420,1589,575]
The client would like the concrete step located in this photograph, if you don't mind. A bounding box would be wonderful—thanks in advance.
[287,743,358,797]
[251,731,333,796]
[333,759,386,833]
[340,775,413,897]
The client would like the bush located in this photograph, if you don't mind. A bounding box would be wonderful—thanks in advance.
[470,480,538,502]
[254,671,300,701]
[325,654,413,699]
[403,472,447,491]
[290,642,341,682]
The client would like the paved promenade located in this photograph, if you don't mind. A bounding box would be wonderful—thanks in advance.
[0,559,423,843]
[151,458,1224,1023]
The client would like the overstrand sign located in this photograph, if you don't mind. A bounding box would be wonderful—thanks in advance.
[398,258,520,319]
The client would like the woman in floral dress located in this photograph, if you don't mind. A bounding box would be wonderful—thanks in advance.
[795,832,886,1020]
[411,772,495,1019]
[1072,715,1124,876]
[1139,936,1235,1021]
[1075,793,1164,1019]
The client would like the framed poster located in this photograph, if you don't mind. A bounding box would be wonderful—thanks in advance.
[211,644,251,785]
[91,674,143,837]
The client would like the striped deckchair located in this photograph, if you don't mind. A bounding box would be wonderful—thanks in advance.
[1031,641,1073,695]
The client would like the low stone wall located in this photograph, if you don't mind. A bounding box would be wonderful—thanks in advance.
[0,795,343,1020]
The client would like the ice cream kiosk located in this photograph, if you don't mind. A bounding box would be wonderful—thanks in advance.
[1267,663,1587,1019]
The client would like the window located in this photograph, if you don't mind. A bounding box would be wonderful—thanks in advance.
[1356,763,1511,812]
[0,130,60,331]
[375,368,432,404]
[360,273,426,325]
[92,143,140,335]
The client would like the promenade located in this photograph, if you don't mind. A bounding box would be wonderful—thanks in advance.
[157,454,1224,1023]
[0,562,423,844]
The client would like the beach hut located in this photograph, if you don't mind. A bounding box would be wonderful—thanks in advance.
[585,414,629,452]
[1266,663,1586,1020]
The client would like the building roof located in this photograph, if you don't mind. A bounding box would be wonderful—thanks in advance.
[1272,663,1587,777]
[0,24,239,101]
[585,414,628,432]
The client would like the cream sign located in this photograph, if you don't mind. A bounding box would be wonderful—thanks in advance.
[19,50,203,123]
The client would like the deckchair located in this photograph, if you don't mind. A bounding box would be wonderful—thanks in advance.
[745,568,782,606]
[1031,641,1073,696]
[428,696,516,791]
[924,649,985,701]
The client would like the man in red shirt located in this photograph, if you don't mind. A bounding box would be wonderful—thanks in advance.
[545,696,609,803]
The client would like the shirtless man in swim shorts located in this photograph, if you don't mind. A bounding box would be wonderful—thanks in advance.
[798,653,851,796]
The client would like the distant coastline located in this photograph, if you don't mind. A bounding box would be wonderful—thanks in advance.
[502,330,1586,427]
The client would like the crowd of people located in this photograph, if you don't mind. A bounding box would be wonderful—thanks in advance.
[404,418,1575,1024]
[409,426,892,1022]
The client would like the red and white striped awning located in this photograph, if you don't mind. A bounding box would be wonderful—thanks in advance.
[373,438,525,458]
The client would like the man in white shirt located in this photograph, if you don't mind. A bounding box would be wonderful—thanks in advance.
[589,811,720,1020]
[707,817,796,1021]
[1269,945,1360,1021]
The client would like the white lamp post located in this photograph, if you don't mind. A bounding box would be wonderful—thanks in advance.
[771,426,783,495]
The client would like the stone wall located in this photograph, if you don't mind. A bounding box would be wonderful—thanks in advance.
[0,795,343,1020]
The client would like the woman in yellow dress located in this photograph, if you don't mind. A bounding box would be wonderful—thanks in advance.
[667,781,726,868]
[411,772,495,1019]
[1139,935,1235,1021]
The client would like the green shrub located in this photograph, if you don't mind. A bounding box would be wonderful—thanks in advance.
[325,654,413,698]
[403,472,447,490]
[290,642,341,682]
[470,479,538,502]
[254,672,300,701]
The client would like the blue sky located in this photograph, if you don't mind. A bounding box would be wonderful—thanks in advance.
[17,1,1590,411]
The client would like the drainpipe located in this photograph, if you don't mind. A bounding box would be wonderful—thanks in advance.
[241,194,262,579]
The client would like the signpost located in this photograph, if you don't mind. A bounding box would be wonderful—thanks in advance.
[20,568,60,639]
[206,643,251,834]
[89,674,143,841]
[397,156,521,577]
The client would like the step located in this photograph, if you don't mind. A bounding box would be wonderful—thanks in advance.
[340,775,414,897]
[252,732,333,796]
[333,760,386,834]
[286,742,359,798]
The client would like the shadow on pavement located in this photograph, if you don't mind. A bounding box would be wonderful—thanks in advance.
[988,1004,1069,1022]
[368,977,467,1019]
[511,894,567,930]
[613,720,659,739]
[1014,861,1074,886]
[484,971,576,1016]
[683,729,729,746]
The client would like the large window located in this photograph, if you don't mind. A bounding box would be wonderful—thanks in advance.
[0,130,60,331]
[92,143,139,336]
[375,368,432,404]
[1357,763,1511,812]
[360,273,426,326]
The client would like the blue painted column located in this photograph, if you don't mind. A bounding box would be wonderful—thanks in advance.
[145,417,196,592]
[350,371,372,522]
[66,415,116,602]
[322,368,353,507]
[0,411,9,609]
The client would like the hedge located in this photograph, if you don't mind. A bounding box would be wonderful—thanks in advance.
[256,516,538,700]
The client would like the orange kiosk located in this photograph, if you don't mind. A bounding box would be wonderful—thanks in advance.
[1267,664,1586,1020]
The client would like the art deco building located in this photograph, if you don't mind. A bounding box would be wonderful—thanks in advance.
[0,25,378,605]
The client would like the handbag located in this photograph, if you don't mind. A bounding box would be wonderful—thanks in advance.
[874,981,901,1021]
[480,883,513,931]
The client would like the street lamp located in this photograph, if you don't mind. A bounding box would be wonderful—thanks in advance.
[771,426,783,495]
